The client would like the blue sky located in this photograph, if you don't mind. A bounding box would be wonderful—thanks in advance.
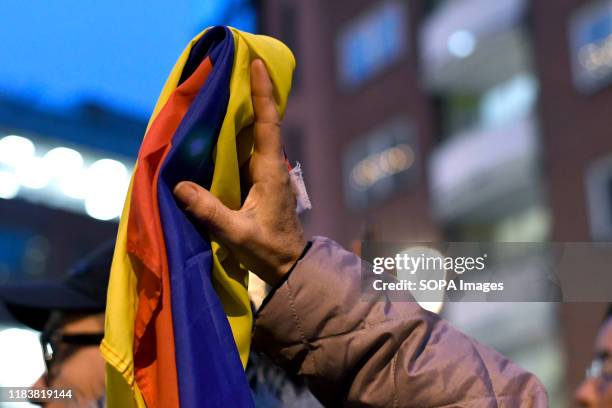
[0,0,256,119]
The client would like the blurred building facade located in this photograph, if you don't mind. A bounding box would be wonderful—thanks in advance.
[0,99,145,392]
[0,99,144,311]
[532,0,612,401]
[259,0,612,405]
[260,0,440,248]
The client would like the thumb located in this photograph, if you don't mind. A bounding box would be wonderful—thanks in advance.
[173,181,237,236]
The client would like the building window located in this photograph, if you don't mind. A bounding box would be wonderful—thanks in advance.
[479,73,538,129]
[569,1,612,93]
[438,72,538,138]
[342,117,418,209]
[336,1,409,90]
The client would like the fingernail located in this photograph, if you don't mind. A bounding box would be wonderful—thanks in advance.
[173,182,198,207]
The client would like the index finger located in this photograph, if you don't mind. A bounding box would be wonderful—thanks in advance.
[251,59,283,160]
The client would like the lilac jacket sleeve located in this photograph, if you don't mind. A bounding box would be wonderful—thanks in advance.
[252,236,549,407]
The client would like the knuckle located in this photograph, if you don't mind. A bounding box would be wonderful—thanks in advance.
[193,198,218,225]
[278,171,290,187]
[251,182,266,196]
[276,166,291,186]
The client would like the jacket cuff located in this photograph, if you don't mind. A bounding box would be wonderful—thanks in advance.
[252,236,360,364]
[255,241,312,316]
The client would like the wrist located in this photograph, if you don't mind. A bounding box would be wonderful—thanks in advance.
[270,239,311,286]
[262,240,312,298]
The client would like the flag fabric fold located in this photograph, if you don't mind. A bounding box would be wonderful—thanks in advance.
[101,26,295,408]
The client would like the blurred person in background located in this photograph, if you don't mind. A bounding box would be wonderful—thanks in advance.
[0,242,113,407]
[576,305,612,407]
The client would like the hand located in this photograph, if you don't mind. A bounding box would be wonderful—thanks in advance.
[173,59,306,286]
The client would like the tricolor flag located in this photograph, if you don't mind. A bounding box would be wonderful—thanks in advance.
[100,26,295,408]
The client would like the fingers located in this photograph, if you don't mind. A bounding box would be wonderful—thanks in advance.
[173,181,240,239]
[251,59,283,160]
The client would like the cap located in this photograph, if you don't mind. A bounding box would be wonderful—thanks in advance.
[0,241,115,331]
